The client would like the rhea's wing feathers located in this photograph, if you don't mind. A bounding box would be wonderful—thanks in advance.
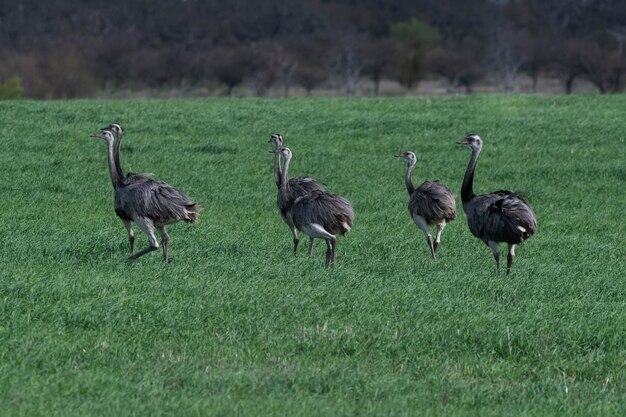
[292,190,354,235]
[116,180,200,224]
[289,176,326,195]
[491,193,537,239]
[277,176,326,218]
[121,172,154,185]
[409,181,457,223]
[466,191,536,244]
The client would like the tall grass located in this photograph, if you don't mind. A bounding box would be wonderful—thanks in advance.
[0,95,625,416]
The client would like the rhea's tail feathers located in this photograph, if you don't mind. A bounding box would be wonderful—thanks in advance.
[185,204,203,223]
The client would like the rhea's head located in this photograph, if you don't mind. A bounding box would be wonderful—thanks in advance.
[457,134,483,151]
[93,129,115,143]
[395,150,417,165]
[108,123,124,137]
[272,146,292,160]
[99,123,123,138]
[269,133,284,147]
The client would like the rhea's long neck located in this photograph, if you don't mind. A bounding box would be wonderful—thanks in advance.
[405,161,416,195]
[281,155,293,200]
[113,130,126,180]
[273,148,283,188]
[105,139,123,189]
[461,148,480,203]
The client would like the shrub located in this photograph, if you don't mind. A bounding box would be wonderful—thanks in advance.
[0,76,23,99]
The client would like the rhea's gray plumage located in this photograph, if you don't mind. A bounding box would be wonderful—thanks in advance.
[458,134,537,274]
[275,146,354,267]
[93,128,201,262]
[292,190,354,235]
[114,179,200,224]
[396,151,456,259]
[269,133,325,256]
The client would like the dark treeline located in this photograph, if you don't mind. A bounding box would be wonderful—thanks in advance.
[1,0,626,98]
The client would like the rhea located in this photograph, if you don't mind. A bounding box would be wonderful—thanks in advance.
[274,146,354,267]
[396,151,456,259]
[458,134,537,274]
[92,128,202,262]
[269,133,325,255]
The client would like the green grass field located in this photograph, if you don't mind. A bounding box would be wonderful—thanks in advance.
[1,95,625,416]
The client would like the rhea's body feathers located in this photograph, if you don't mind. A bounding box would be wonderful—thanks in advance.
[292,189,354,236]
[409,180,457,224]
[114,179,201,225]
[463,191,536,244]
[278,176,325,217]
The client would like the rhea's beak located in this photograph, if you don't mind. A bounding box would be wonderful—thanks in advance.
[92,129,108,139]
[457,139,468,145]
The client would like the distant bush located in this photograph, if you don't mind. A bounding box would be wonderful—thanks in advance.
[0,77,23,99]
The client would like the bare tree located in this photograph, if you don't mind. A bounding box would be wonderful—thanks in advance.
[427,45,484,93]
[252,40,298,97]
[390,18,440,89]
[486,13,528,92]
[292,40,329,95]
[329,31,366,96]
[208,45,251,96]
[577,32,626,93]
[362,39,396,96]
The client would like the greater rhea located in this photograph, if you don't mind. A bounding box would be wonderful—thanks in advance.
[396,151,456,259]
[274,146,354,267]
[458,134,537,274]
[269,133,325,255]
[93,127,202,262]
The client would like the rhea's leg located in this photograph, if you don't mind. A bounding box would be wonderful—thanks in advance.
[307,238,315,256]
[292,228,299,256]
[412,214,435,259]
[300,223,335,267]
[506,243,516,275]
[159,227,170,263]
[285,215,299,256]
[433,222,446,254]
[122,219,135,255]
[128,217,159,261]
[486,240,501,273]
[324,237,337,268]
[284,214,300,256]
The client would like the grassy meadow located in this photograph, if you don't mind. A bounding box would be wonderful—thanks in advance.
[0,95,625,416]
